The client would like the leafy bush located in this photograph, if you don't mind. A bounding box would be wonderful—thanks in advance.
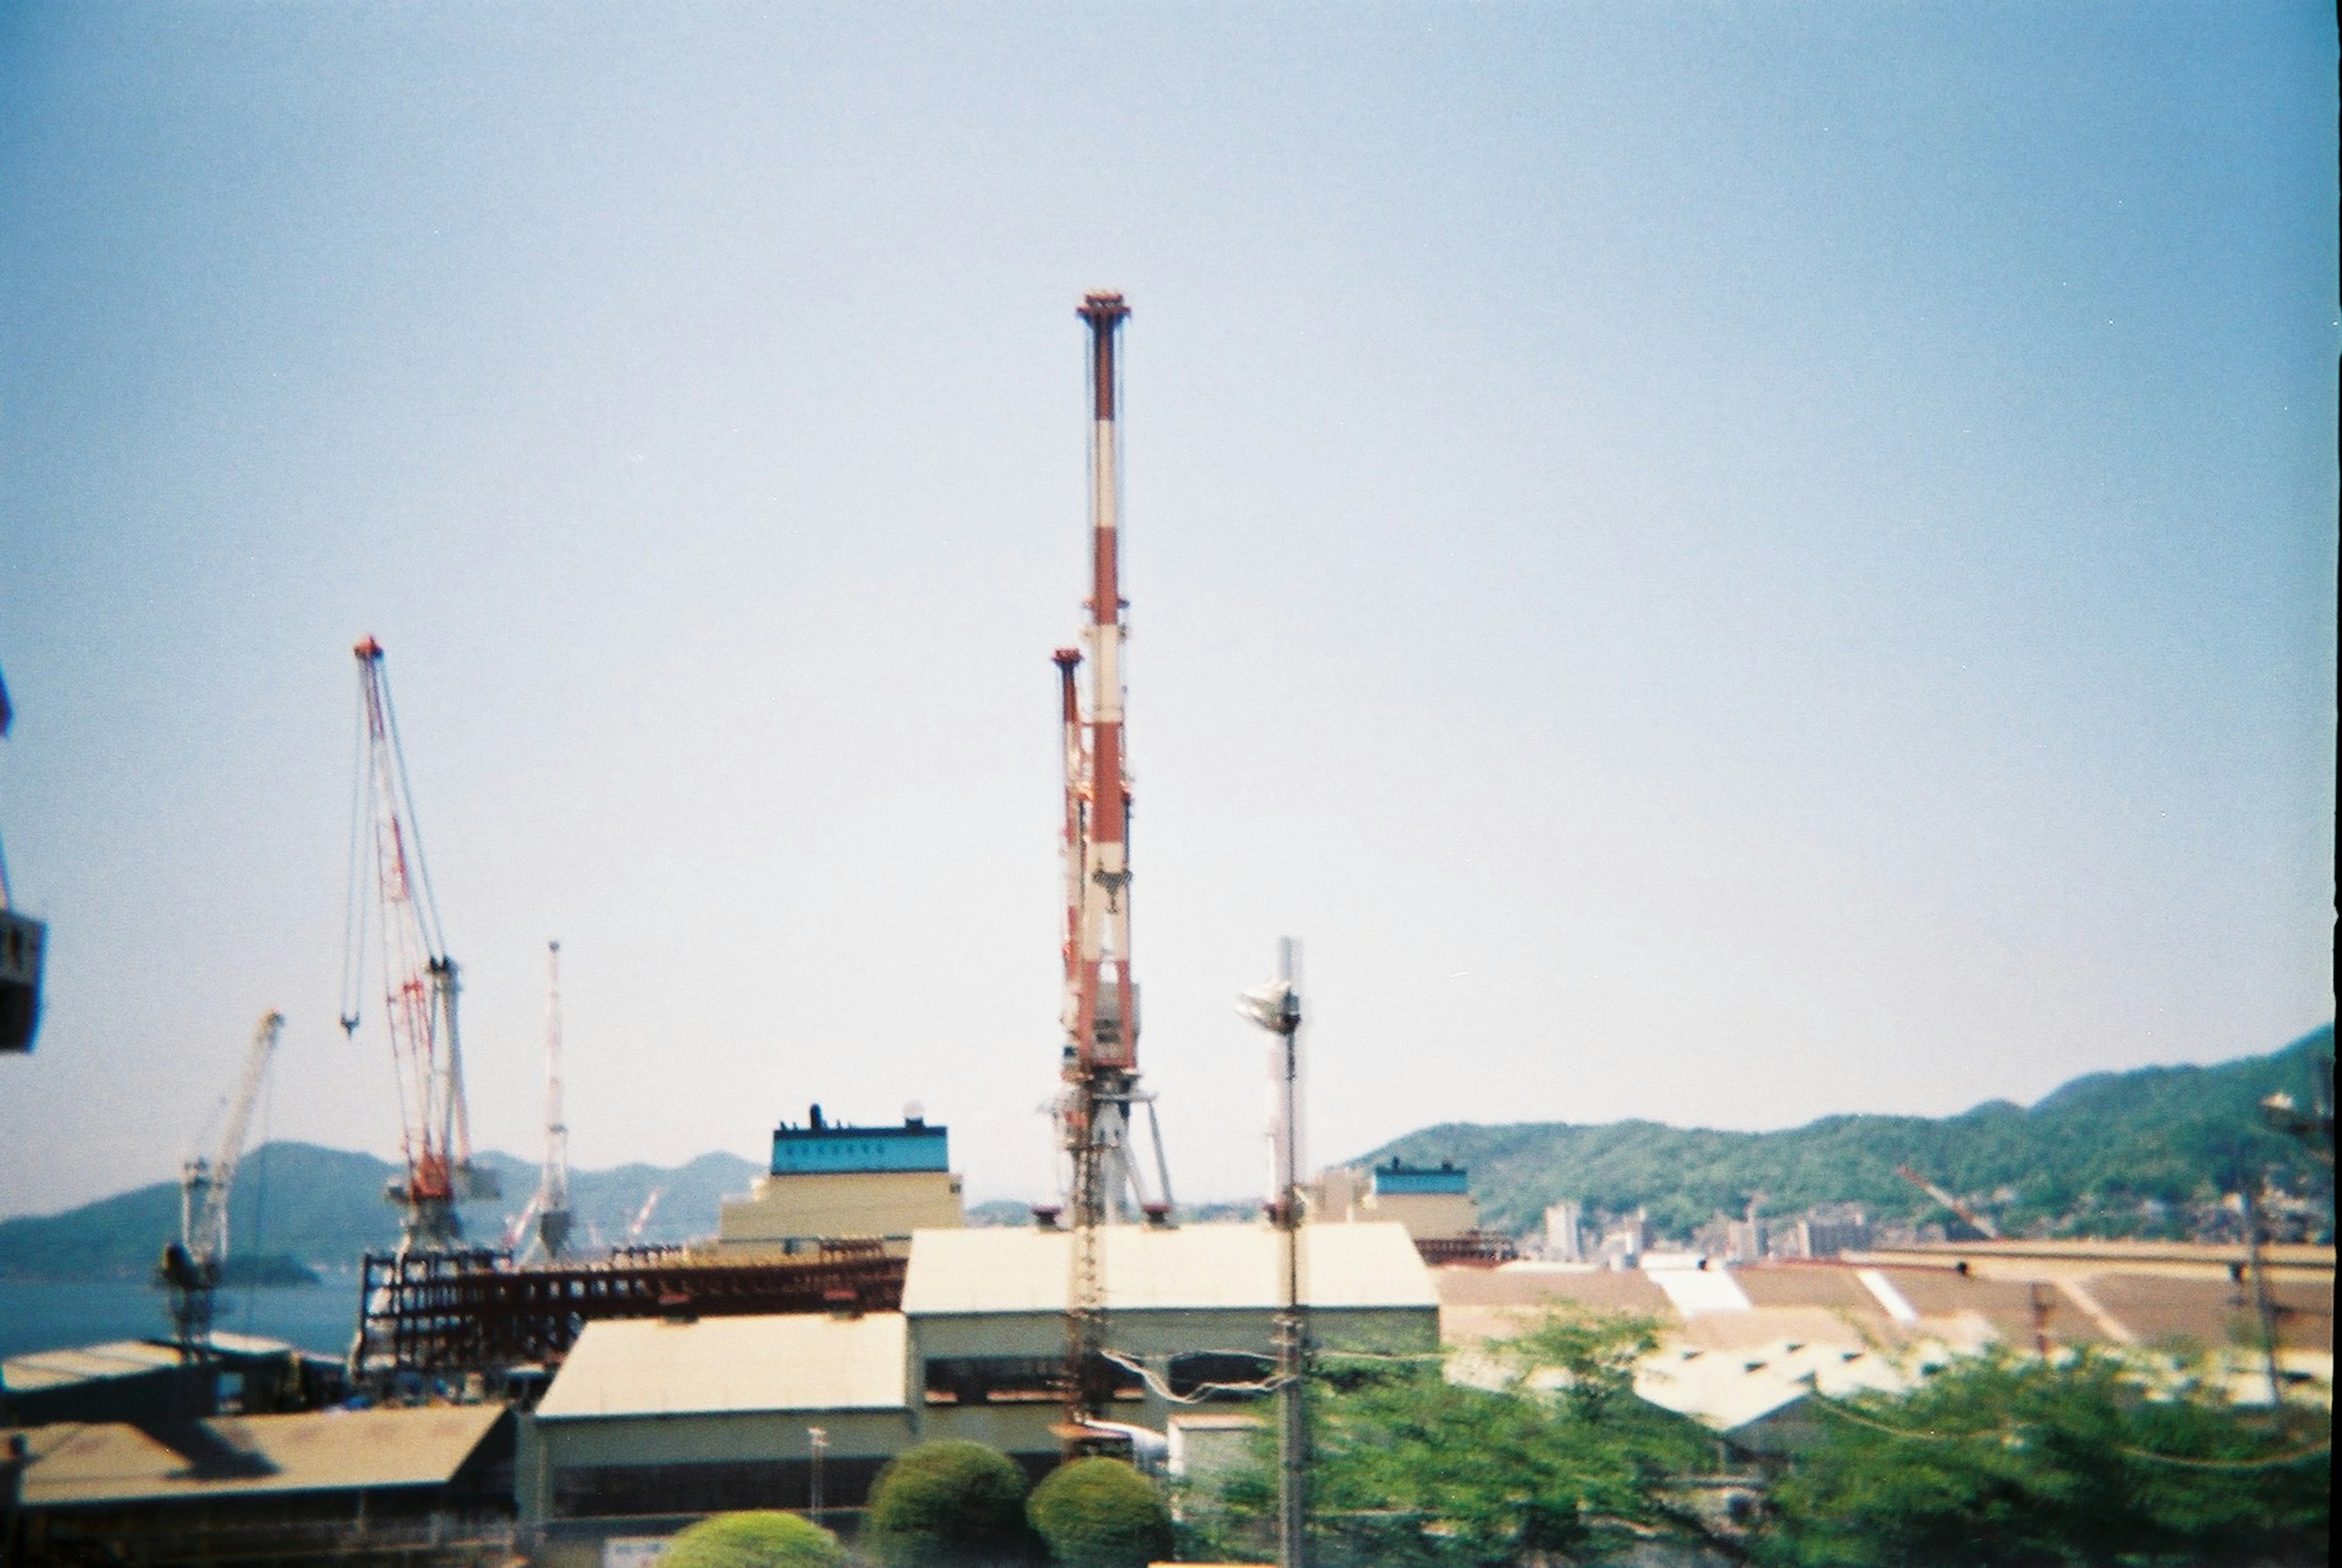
[1753,1347,2331,1567]
[1187,1308,1724,1567]
[660,1511,843,1568]
[1027,1457,1173,1568]
[867,1439,1037,1567]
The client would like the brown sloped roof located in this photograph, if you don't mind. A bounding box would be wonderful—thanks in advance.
[22,1405,507,1509]
[1430,1266,1674,1315]
[2085,1273,2334,1354]
[1874,1268,2104,1345]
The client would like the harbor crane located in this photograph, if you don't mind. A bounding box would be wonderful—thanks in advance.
[161,1011,285,1358]
[338,637,496,1250]
[1055,293,1175,1449]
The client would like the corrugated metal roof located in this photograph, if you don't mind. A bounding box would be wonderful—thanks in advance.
[20,1405,505,1508]
[900,1223,1436,1316]
[1433,1263,1674,1315]
[3,1341,184,1394]
[1633,1337,1916,1434]
[535,1311,909,1420]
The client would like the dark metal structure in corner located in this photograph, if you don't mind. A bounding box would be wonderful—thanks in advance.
[350,1242,905,1386]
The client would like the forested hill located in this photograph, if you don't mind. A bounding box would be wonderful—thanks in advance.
[0,1143,761,1281]
[1355,1025,2335,1239]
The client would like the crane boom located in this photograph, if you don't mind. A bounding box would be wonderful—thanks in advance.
[188,1011,286,1265]
[165,1009,285,1357]
[340,637,495,1250]
[1894,1163,2001,1240]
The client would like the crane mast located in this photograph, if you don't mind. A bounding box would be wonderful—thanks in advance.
[163,1010,285,1357]
[340,637,495,1250]
[535,939,573,1261]
[1057,292,1170,1444]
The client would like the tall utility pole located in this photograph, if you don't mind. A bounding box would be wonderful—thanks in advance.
[535,940,573,1261]
[1240,940,1307,1568]
[2236,1179,2283,1406]
[1056,292,1172,1447]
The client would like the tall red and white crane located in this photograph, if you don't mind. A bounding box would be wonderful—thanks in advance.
[1056,293,1173,1441]
[339,637,496,1250]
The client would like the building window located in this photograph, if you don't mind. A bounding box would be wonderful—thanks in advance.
[922,1356,1141,1405]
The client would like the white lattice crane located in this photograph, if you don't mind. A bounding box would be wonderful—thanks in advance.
[161,1010,285,1357]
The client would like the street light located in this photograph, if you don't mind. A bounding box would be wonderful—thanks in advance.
[808,1425,827,1527]
[1237,938,1306,1568]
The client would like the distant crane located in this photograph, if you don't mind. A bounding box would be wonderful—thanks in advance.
[160,1011,285,1358]
[338,637,497,1250]
[531,940,574,1261]
[1895,1163,2000,1240]
[625,1187,664,1245]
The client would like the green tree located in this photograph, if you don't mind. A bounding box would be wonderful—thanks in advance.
[1752,1347,2330,1567]
[1190,1308,1725,1567]
[660,1511,843,1568]
[1027,1457,1174,1568]
[867,1440,1039,1568]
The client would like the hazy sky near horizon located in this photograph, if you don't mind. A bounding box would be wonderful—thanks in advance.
[1,3,2333,1220]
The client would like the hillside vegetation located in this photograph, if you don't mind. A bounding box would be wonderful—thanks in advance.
[1354,1026,2334,1239]
[0,1143,761,1280]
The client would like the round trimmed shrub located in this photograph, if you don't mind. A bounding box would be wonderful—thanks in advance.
[1026,1458,1173,1568]
[660,1511,844,1568]
[865,1440,1036,1567]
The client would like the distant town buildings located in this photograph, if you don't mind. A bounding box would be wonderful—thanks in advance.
[1542,1200,1585,1261]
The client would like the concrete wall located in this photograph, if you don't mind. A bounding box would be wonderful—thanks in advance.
[1361,1190,1478,1240]
[521,1408,912,1523]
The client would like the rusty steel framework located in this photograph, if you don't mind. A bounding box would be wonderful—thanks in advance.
[349,1242,904,1383]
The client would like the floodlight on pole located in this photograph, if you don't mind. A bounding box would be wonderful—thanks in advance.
[1238,937,1307,1568]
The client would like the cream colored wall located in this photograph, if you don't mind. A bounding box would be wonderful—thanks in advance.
[1361,1190,1478,1240]
[708,1169,965,1251]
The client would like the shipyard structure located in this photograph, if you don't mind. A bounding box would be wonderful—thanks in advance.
[710,1106,965,1257]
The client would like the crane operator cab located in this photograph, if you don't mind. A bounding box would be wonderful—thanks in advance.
[0,661,40,1054]
[0,910,42,1053]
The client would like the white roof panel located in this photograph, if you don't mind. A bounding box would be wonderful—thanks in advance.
[901,1223,1436,1316]
[535,1312,909,1420]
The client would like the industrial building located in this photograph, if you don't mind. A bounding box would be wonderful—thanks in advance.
[520,1311,911,1532]
[709,1106,964,1256]
[7,1405,517,1564]
[515,1220,1437,1541]
[1312,1159,1477,1239]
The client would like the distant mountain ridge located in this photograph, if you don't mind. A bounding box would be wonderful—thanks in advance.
[1352,1025,2335,1239]
[6,1030,2330,1276]
[0,1144,761,1281]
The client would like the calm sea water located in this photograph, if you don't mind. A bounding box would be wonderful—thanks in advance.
[0,1273,367,1361]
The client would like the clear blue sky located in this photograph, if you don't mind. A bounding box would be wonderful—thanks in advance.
[1,3,2333,1217]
